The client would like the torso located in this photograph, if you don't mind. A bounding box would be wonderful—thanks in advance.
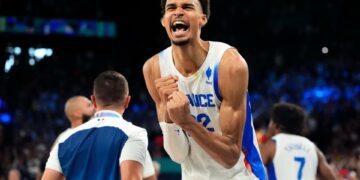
[159,41,265,180]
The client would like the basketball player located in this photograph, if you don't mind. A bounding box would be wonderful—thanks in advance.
[52,96,95,141]
[50,95,158,180]
[143,0,266,179]
[42,71,148,180]
[260,103,337,180]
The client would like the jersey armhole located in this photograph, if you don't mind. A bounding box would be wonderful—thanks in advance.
[213,61,222,101]
[212,46,238,102]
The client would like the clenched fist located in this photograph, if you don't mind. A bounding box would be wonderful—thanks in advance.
[155,75,179,103]
[155,75,179,123]
[166,91,192,127]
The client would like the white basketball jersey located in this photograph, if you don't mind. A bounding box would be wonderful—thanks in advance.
[159,41,266,180]
[267,133,318,180]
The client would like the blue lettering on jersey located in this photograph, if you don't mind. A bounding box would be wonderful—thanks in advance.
[284,143,310,153]
[187,94,215,107]
[187,113,215,137]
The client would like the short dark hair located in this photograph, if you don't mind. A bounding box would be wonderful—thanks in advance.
[271,103,306,135]
[160,0,210,20]
[93,71,129,107]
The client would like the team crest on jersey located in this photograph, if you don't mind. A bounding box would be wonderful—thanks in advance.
[205,67,212,85]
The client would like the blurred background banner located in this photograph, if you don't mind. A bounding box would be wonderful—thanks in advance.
[0,16,116,38]
[0,0,359,179]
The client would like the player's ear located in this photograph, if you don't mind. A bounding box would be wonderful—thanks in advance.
[90,95,97,110]
[161,17,165,27]
[199,14,208,28]
[123,95,131,110]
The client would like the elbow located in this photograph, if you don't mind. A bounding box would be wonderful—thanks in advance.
[221,151,241,169]
[222,159,238,169]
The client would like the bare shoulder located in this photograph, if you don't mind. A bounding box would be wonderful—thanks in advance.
[218,48,249,100]
[142,54,161,103]
[220,48,249,75]
[143,54,160,77]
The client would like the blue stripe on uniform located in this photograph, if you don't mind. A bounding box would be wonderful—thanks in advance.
[212,61,265,179]
[267,161,277,180]
[59,127,128,180]
[243,93,267,180]
[213,62,222,101]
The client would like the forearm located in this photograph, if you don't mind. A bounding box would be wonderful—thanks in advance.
[159,122,189,163]
[157,104,173,123]
[181,117,241,169]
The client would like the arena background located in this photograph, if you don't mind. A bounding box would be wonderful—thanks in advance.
[0,0,359,179]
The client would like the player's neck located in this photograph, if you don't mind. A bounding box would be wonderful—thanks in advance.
[71,120,82,128]
[96,106,125,116]
[172,40,209,76]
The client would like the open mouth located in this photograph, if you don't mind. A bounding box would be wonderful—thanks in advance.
[171,21,189,33]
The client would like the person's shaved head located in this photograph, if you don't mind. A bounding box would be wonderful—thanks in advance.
[64,96,95,128]
[8,169,21,180]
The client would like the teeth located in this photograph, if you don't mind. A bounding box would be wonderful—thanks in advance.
[173,21,186,26]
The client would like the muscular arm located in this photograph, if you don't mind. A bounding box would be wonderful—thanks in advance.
[143,55,190,163]
[316,147,337,180]
[175,49,249,168]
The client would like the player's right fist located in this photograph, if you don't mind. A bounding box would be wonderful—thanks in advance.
[155,75,179,103]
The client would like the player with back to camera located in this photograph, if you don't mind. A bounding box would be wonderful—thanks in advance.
[50,95,158,180]
[260,102,337,180]
[42,71,149,180]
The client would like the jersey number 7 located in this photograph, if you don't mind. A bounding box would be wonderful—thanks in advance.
[294,156,305,180]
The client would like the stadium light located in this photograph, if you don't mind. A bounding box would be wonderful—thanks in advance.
[14,47,22,55]
[322,47,329,54]
[4,55,15,73]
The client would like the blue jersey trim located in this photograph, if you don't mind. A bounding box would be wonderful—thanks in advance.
[213,62,222,101]
[242,93,267,180]
[267,161,277,180]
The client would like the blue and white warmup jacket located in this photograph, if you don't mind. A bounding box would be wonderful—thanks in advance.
[45,110,148,179]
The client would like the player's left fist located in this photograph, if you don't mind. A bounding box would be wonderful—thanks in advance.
[166,91,191,126]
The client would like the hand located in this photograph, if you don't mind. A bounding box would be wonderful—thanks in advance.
[155,75,179,122]
[155,75,179,103]
[166,91,192,127]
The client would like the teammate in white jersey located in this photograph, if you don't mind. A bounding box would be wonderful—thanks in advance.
[42,71,149,180]
[143,0,266,179]
[50,95,158,180]
[260,103,337,180]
